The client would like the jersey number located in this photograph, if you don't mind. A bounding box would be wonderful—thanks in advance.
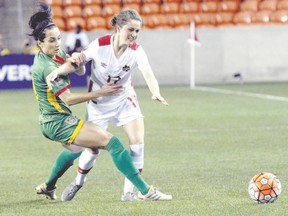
[107,75,121,84]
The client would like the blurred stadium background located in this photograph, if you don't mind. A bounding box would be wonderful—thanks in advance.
[1,0,288,89]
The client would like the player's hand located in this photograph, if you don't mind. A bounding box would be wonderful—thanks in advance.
[46,71,58,89]
[152,95,169,106]
[69,52,85,67]
[98,83,123,97]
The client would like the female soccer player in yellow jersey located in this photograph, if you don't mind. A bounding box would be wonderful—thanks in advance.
[30,3,171,201]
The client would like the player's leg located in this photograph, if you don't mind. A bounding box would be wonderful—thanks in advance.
[37,116,89,200]
[104,135,172,201]
[75,148,99,185]
[121,118,145,201]
[36,144,83,199]
[113,93,145,201]
[61,148,100,201]
[71,122,151,196]
[61,107,110,201]
[58,118,171,201]
[73,117,109,187]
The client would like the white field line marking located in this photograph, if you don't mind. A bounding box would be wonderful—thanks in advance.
[194,86,288,102]
[144,125,288,135]
[3,87,288,140]
[182,125,288,133]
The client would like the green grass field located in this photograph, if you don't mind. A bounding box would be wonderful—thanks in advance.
[1,83,288,216]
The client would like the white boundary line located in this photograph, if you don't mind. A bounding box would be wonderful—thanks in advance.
[194,86,288,102]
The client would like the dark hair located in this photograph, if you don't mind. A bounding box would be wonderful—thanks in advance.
[110,9,143,28]
[28,2,56,42]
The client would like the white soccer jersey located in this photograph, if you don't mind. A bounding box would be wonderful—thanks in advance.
[83,34,152,105]
[83,34,150,127]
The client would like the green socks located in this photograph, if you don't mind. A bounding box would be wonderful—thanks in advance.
[45,149,82,190]
[45,137,150,195]
[105,136,150,195]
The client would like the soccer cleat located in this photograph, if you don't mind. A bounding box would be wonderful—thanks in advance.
[138,186,172,201]
[36,183,57,200]
[121,192,142,202]
[61,180,82,201]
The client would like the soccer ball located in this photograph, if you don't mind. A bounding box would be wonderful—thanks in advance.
[248,172,282,204]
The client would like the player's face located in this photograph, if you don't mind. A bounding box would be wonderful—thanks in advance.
[38,27,61,57]
[119,20,141,45]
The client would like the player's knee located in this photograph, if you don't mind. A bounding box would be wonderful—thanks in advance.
[129,137,144,145]
[87,147,100,154]
[100,132,114,148]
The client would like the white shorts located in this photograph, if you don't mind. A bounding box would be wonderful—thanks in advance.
[86,92,144,130]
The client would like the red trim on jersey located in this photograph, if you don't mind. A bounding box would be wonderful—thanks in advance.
[40,49,66,65]
[128,97,137,108]
[55,84,70,96]
[98,35,139,50]
[53,55,66,65]
[99,35,112,46]
[129,42,139,50]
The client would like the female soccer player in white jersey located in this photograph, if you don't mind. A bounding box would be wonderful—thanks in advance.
[31,3,171,202]
[46,9,169,202]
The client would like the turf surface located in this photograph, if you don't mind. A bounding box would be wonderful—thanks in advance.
[1,83,288,215]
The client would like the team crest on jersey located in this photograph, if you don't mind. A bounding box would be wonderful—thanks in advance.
[53,77,64,86]
[122,65,130,72]
[65,116,78,125]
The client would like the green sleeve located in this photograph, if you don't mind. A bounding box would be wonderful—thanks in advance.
[51,76,70,96]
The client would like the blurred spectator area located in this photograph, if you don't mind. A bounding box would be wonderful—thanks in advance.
[45,0,288,31]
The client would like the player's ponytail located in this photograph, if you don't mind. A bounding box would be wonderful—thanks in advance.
[28,2,56,42]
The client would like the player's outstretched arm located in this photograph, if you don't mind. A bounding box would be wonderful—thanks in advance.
[141,68,168,106]
[59,83,123,106]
